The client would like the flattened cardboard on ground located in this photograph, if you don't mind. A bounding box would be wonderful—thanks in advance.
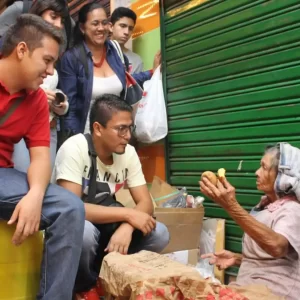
[164,249,199,266]
[100,251,283,300]
[155,207,204,254]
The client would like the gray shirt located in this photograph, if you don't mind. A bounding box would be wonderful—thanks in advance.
[124,49,144,74]
[0,1,22,37]
[0,1,71,53]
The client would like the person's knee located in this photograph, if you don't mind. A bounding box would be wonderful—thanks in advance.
[152,222,170,253]
[82,221,100,256]
[65,190,85,221]
[157,222,170,251]
[51,185,85,224]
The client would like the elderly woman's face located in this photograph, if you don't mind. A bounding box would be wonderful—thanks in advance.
[255,153,277,193]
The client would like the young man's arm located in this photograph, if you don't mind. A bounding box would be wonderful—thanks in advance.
[9,91,51,246]
[58,179,154,232]
[105,148,157,254]
[130,184,153,215]
[54,136,154,233]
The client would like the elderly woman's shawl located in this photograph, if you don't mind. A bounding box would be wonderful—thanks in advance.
[275,143,300,201]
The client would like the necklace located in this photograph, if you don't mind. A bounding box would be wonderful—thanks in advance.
[93,46,106,68]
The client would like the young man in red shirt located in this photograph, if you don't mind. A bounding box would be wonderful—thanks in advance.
[0,14,85,300]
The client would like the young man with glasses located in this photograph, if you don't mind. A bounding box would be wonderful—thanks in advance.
[52,94,169,300]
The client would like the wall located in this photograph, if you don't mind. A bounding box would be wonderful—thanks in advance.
[131,0,166,183]
[110,0,166,183]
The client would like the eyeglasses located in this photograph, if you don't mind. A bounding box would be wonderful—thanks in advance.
[110,125,136,137]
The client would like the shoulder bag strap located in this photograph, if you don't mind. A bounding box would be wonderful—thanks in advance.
[84,133,98,203]
[111,40,125,65]
[0,96,25,127]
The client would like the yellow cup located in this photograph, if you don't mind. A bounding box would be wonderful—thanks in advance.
[0,221,43,300]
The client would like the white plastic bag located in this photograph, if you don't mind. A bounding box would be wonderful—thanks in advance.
[196,220,221,284]
[134,65,168,143]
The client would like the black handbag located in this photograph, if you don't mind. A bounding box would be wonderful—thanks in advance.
[85,134,143,252]
[84,133,124,236]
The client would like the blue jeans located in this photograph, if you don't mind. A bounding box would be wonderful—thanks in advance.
[0,168,85,300]
[75,220,170,292]
[13,128,58,173]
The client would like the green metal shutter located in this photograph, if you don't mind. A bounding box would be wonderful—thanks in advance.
[161,0,300,277]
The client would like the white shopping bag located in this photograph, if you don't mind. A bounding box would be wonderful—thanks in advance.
[134,65,168,143]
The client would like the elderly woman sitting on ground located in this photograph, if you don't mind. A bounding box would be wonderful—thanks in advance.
[200,143,300,300]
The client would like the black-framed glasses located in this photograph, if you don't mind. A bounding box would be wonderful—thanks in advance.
[110,125,136,137]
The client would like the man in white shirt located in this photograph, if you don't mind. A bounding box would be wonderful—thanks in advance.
[52,94,169,299]
[110,7,144,74]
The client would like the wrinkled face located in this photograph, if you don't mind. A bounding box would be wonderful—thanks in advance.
[18,36,59,91]
[80,8,110,47]
[41,9,63,29]
[111,17,135,45]
[94,111,133,155]
[255,153,277,194]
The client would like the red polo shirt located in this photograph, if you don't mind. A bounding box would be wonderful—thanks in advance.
[0,81,50,168]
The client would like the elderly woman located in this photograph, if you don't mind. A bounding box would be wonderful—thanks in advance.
[200,143,300,300]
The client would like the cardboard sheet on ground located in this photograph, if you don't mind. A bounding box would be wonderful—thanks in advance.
[164,249,199,266]
[100,251,282,300]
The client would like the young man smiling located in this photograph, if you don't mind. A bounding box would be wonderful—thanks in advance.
[52,94,169,300]
[0,14,85,300]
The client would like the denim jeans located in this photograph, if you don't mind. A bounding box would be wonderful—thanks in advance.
[74,220,170,292]
[0,168,85,300]
[13,128,58,173]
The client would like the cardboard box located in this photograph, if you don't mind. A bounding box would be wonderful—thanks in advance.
[155,207,204,254]
[150,176,180,207]
[164,249,199,266]
[115,188,136,208]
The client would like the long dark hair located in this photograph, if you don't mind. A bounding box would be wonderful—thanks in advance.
[73,2,106,45]
[29,0,72,49]
[29,0,69,19]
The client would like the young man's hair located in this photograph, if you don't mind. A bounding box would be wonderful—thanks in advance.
[90,94,133,133]
[1,14,63,57]
[110,7,137,25]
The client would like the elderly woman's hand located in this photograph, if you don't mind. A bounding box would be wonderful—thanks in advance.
[201,250,237,270]
[199,177,238,210]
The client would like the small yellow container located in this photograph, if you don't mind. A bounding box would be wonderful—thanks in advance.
[0,221,43,300]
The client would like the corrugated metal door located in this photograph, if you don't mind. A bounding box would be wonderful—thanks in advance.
[161,0,300,277]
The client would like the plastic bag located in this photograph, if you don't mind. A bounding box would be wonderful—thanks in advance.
[134,65,168,143]
[160,187,187,208]
[196,225,221,283]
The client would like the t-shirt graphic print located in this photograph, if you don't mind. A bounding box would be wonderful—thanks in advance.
[51,134,146,201]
